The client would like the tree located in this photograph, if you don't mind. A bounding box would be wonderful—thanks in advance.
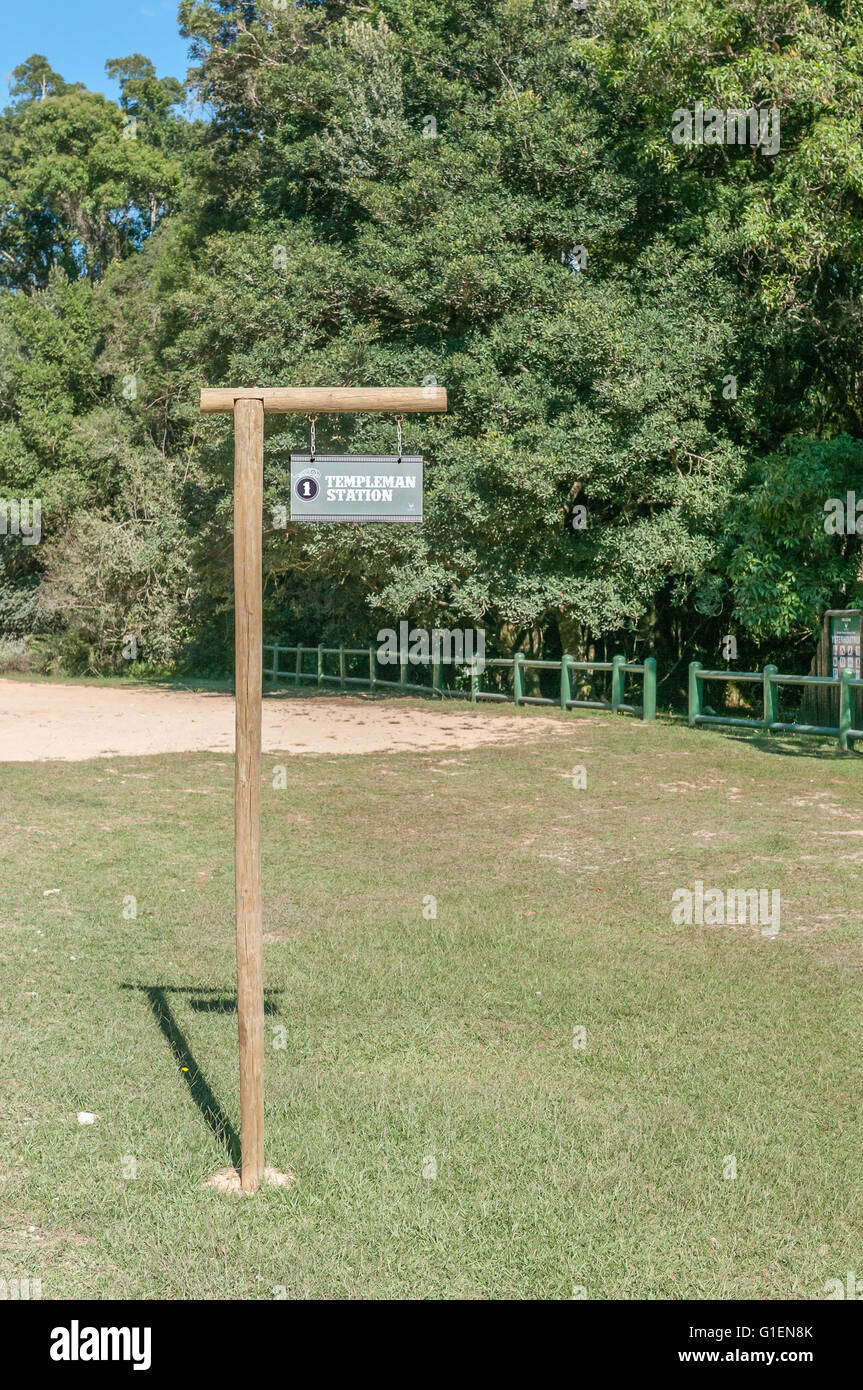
[0,65,186,289]
[3,2,863,680]
[8,54,79,104]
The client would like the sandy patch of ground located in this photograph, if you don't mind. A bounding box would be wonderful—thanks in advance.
[202,1166,297,1195]
[0,680,565,761]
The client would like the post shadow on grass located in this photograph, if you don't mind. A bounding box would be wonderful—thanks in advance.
[723,730,860,759]
[122,985,282,1168]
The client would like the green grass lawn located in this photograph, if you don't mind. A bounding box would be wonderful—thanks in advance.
[1,699,861,1300]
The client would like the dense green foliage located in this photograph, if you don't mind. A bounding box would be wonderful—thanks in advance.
[1,3,862,683]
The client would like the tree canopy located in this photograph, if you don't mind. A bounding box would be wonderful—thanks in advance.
[1,1,861,683]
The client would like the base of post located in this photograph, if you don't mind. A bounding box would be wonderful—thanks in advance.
[202,1166,297,1195]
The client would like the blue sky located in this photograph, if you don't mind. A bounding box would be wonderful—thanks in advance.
[1,0,193,104]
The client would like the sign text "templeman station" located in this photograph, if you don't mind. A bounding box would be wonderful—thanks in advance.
[323,473,417,501]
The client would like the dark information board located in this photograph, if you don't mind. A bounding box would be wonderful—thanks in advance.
[830,612,862,680]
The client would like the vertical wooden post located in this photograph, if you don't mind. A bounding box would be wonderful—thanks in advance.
[763,663,779,732]
[642,657,657,721]
[513,652,525,707]
[233,397,265,1194]
[688,661,702,726]
[560,654,572,711]
[611,654,625,714]
[838,667,852,751]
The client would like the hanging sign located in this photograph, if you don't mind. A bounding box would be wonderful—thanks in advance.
[290,454,423,523]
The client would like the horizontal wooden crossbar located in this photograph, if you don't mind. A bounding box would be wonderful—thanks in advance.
[200,386,447,414]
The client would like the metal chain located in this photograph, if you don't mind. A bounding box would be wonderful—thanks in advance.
[307,413,317,460]
[394,413,405,461]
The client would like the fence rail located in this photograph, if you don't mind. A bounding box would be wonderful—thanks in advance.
[689,661,862,751]
[263,643,657,721]
[261,644,862,748]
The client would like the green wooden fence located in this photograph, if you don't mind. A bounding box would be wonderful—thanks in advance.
[688,661,863,751]
[263,643,657,721]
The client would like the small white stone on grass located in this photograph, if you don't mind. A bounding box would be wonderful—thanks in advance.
[77,1112,98,1125]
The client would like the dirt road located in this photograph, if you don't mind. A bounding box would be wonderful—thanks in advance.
[0,680,562,761]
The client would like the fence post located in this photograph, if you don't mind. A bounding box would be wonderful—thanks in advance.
[839,667,853,751]
[611,654,625,714]
[317,643,324,687]
[432,655,442,697]
[399,650,407,691]
[513,653,525,707]
[470,658,480,703]
[642,657,657,721]
[270,643,279,683]
[295,644,302,686]
[688,661,702,727]
[763,664,779,731]
[339,644,346,691]
[369,645,376,692]
[560,654,572,711]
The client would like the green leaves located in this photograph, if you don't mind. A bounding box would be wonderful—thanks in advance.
[0,59,187,290]
[3,2,863,675]
[728,436,863,640]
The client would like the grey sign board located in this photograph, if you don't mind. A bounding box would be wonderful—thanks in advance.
[290,455,423,523]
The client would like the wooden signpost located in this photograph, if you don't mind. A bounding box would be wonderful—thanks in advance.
[199,385,447,1192]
